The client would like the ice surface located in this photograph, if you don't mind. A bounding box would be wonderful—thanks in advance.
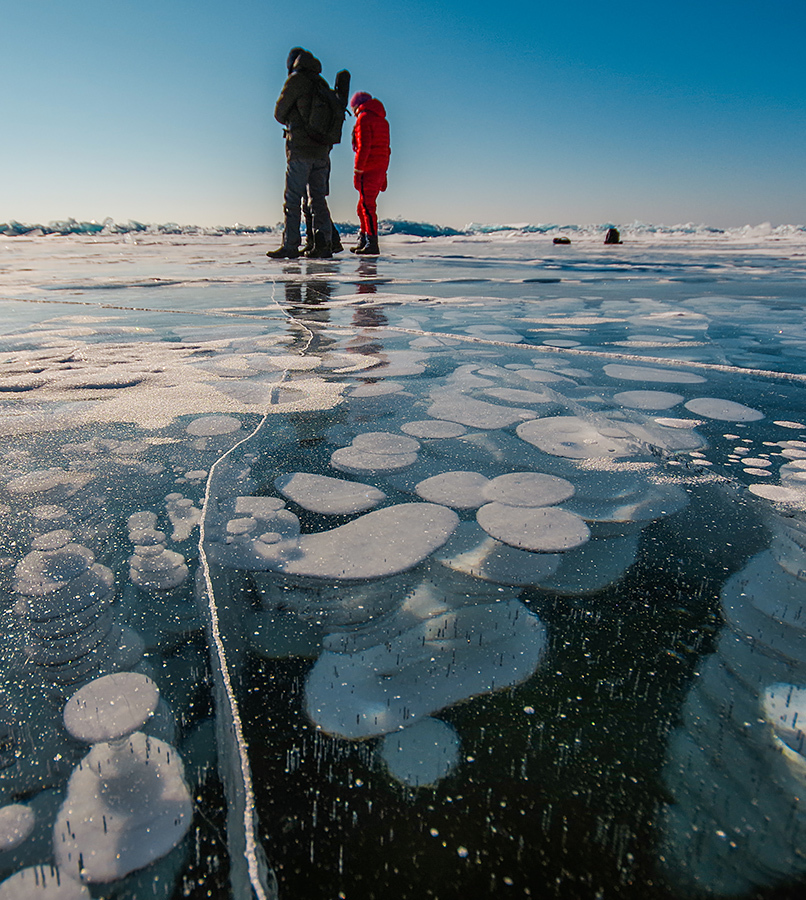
[2,226,806,899]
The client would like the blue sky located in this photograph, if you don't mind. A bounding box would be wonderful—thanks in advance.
[1,0,804,229]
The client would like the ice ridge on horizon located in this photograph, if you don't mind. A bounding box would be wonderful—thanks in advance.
[1,216,803,239]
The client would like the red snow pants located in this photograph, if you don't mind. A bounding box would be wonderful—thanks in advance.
[355,170,387,237]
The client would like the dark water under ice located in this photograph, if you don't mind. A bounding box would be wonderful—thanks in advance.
[1,232,806,899]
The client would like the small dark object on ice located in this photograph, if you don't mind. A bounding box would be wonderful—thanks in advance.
[553,236,571,245]
[604,227,622,244]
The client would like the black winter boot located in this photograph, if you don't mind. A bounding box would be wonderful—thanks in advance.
[303,231,333,259]
[354,235,379,256]
[266,246,300,259]
[331,225,344,253]
[350,232,368,253]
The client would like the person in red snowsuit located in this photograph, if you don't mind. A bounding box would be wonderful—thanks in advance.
[350,92,390,255]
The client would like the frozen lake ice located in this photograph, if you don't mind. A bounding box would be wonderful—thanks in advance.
[1,225,806,899]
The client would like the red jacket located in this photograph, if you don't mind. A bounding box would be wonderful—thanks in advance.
[352,98,391,173]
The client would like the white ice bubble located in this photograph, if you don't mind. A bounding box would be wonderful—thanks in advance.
[484,387,554,405]
[476,503,590,552]
[401,420,467,439]
[435,521,562,586]
[603,364,706,384]
[614,390,684,410]
[415,471,491,509]
[512,368,573,384]
[54,734,191,882]
[63,672,159,743]
[351,432,420,454]
[280,503,459,580]
[684,398,764,422]
[482,472,575,507]
[517,416,636,459]
[427,393,535,429]
[379,718,461,787]
[185,414,243,436]
[653,417,703,429]
[305,599,547,738]
[331,446,419,474]
[350,381,405,398]
[763,684,806,754]
[275,472,386,515]
[749,484,806,508]
[0,803,35,852]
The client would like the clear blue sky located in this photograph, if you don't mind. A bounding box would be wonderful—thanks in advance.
[1,0,804,229]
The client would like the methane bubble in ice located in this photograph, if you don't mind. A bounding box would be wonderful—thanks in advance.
[279,503,459,580]
[305,600,547,738]
[13,534,140,687]
[331,431,420,474]
[0,865,91,899]
[0,804,35,851]
[684,397,764,421]
[129,528,189,591]
[511,368,573,384]
[54,673,192,882]
[62,672,159,743]
[379,718,461,787]
[603,363,706,383]
[476,504,590,552]
[401,420,467,439]
[350,381,405,398]
[750,484,806,509]
[427,393,534,429]
[164,493,201,541]
[613,390,684,410]
[763,684,806,754]
[516,416,636,459]
[6,469,93,502]
[185,414,243,436]
[275,472,386,515]
[483,472,575,507]
[435,522,562,585]
[203,496,301,570]
[659,516,806,896]
[484,387,554,405]
[414,471,491,509]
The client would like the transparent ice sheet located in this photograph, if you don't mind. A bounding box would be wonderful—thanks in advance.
[1,231,806,899]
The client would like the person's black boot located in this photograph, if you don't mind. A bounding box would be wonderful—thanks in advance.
[266,246,300,259]
[303,231,333,259]
[354,235,379,256]
[331,225,344,254]
[350,232,368,253]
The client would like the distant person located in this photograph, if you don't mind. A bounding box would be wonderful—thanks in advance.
[267,48,349,260]
[349,92,391,256]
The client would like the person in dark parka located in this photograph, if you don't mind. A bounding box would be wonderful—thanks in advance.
[350,91,391,256]
[268,47,336,259]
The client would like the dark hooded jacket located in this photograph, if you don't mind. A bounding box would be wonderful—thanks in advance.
[352,97,391,174]
[274,48,331,159]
